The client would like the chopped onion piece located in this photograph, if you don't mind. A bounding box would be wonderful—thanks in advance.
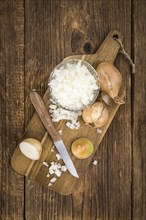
[57,164,61,169]
[50,177,57,183]
[50,164,58,170]
[49,104,57,110]
[66,121,80,130]
[49,162,62,171]
[93,160,98,165]
[58,129,63,135]
[50,106,81,122]
[55,169,62,177]
[61,165,67,172]
[49,169,54,175]
[97,128,102,134]
[51,145,55,152]
[43,161,49,167]
[56,153,62,160]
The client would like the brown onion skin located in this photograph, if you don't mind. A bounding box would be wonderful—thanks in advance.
[93,104,109,128]
[82,107,93,124]
[91,102,104,121]
[82,101,109,128]
[101,92,112,105]
[96,62,124,104]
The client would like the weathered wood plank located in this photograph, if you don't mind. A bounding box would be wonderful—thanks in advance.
[24,0,67,219]
[72,0,132,219]
[11,30,123,195]
[132,0,146,219]
[0,0,24,219]
[24,0,132,219]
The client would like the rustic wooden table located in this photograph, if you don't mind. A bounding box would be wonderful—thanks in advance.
[0,0,146,219]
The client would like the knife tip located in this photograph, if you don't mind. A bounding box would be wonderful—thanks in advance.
[73,173,79,178]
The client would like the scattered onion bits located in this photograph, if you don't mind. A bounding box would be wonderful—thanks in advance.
[96,62,125,105]
[71,138,94,159]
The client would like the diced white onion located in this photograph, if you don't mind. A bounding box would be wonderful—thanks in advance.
[55,169,62,177]
[58,130,63,135]
[93,160,98,165]
[49,104,57,110]
[61,165,67,172]
[43,161,49,167]
[49,169,54,175]
[66,121,80,130]
[50,106,81,123]
[50,177,57,183]
[49,60,99,111]
[56,153,62,160]
[45,161,67,185]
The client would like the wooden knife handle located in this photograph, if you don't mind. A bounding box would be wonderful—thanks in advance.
[30,91,61,142]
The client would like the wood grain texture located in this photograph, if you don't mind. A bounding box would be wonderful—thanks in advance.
[1,0,146,219]
[11,29,124,194]
[0,0,24,219]
[22,0,132,219]
[30,91,61,142]
[132,0,146,219]
[24,1,62,219]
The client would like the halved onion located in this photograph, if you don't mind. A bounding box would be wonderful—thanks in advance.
[19,138,42,160]
[71,138,94,159]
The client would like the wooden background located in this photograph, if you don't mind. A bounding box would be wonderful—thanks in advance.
[0,0,145,219]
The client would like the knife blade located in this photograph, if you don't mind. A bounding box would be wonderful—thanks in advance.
[30,90,79,178]
[54,140,79,178]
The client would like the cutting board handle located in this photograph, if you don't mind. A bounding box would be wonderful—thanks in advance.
[85,30,123,67]
[65,30,123,67]
[94,30,123,62]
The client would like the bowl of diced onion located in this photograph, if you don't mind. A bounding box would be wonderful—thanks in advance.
[48,59,100,111]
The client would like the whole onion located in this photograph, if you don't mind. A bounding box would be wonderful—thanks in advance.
[82,101,109,128]
[96,62,125,104]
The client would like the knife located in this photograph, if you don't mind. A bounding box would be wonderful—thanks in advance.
[30,90,79,178]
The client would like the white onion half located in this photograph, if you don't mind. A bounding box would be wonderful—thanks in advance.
[19,138,42,160]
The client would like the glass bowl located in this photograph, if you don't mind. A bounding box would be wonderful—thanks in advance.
[48,59,100,111]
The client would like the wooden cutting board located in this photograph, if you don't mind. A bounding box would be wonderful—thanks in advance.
[11,30,124,195]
